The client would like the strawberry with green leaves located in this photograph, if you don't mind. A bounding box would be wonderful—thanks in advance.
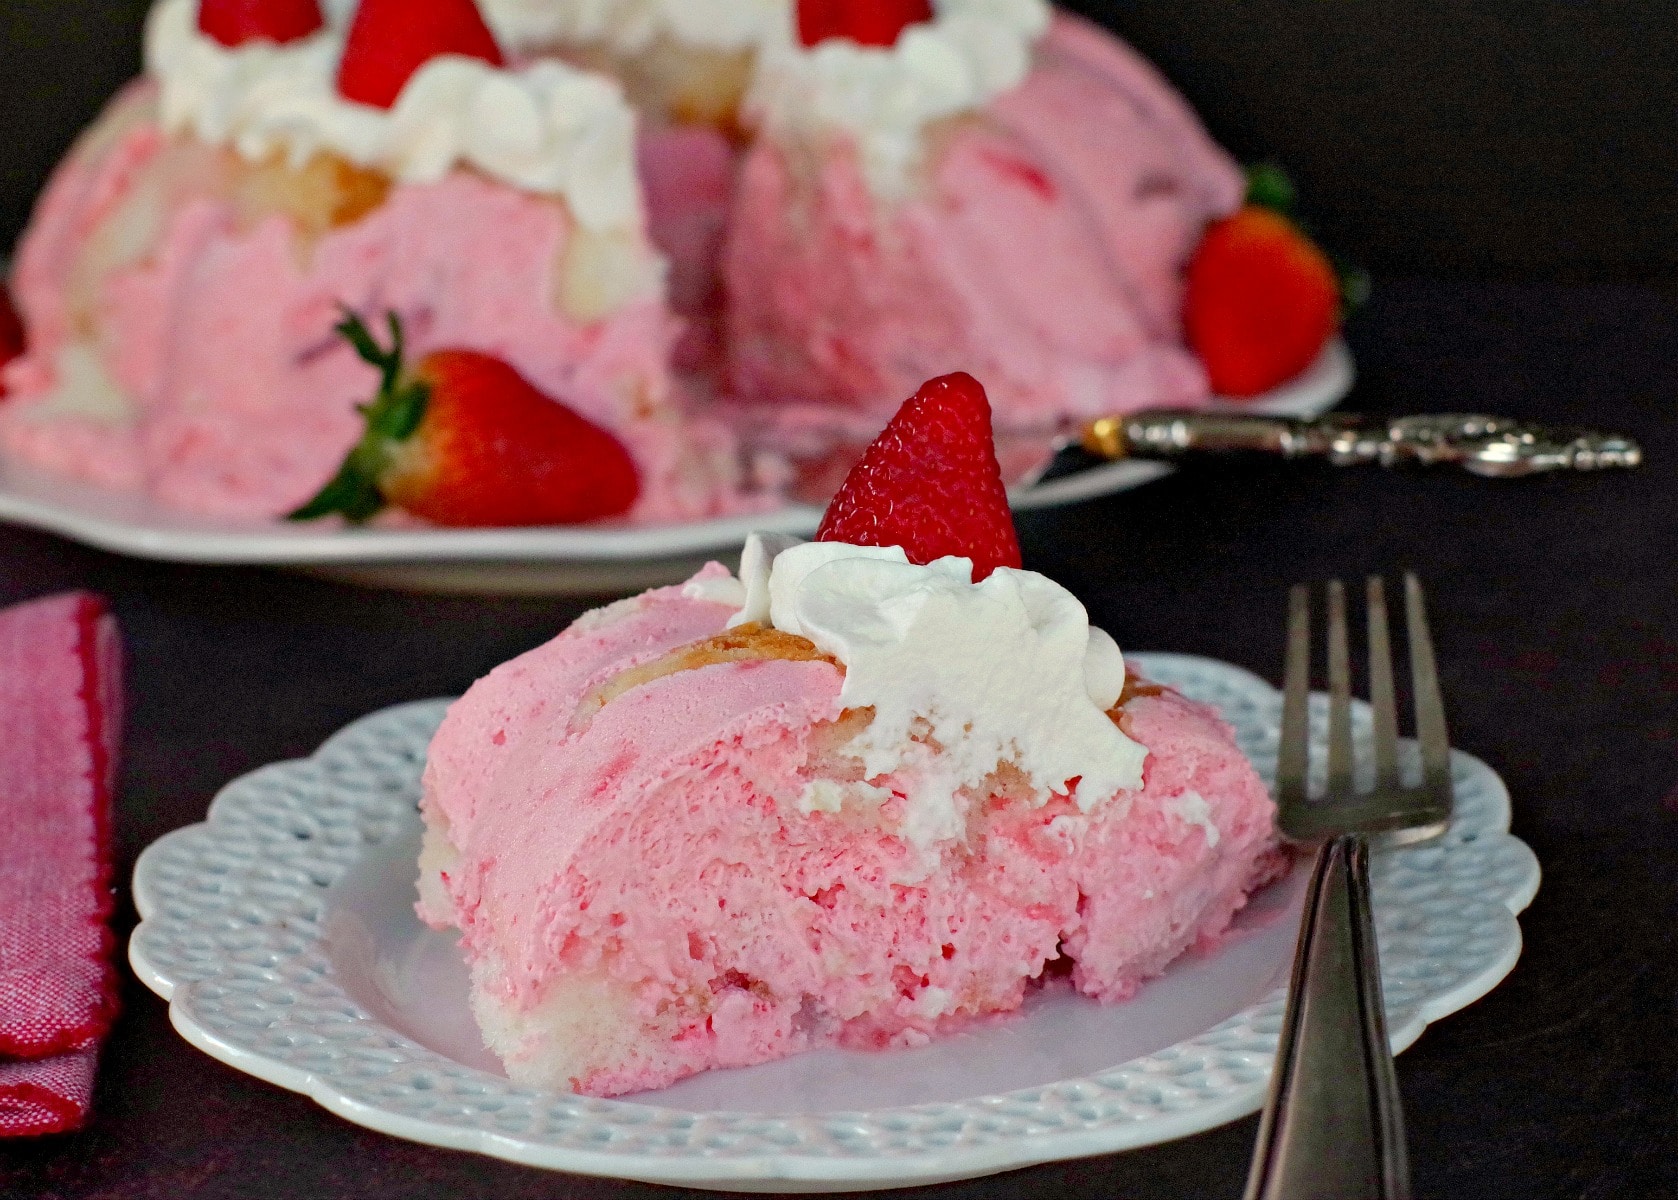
[1185,165,1359,398]
[337,0,504,109]
[198,0,323,47]
[796,0,934,48]
[290,312,639,528]
[816,371,1021,580]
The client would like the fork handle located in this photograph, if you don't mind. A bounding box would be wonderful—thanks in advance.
[1244,835,1410,1200]
[1082,411,1641,476]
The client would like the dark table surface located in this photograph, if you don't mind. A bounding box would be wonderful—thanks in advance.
[2,275,1676,1199]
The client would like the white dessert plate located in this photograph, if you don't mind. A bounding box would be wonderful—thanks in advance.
[0,343,1351,594]
[130,651,1536,1192]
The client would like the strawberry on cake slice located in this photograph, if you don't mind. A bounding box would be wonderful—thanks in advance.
[722,0,1251,487]
[0,0,748,524]
[418,371,1285,1096]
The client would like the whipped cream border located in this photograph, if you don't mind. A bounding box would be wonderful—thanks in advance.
[744,0,1052,197]
[145,0,645,233]
[714,535,1146,846]
[477,0,788,55]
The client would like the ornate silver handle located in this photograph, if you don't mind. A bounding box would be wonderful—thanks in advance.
[1083,412,1642,477]
[1244,835,1409,1200]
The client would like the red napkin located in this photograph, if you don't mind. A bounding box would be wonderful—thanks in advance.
[0,592,122,1136]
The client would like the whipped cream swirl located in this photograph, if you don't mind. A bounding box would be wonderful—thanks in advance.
[745,0,1051,197]
[478,0,787,54]
[699,535,1146,844]
[145,0,644,233]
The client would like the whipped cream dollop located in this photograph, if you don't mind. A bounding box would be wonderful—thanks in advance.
[145,0,644,233]
[479,0,786,55]
[745,0,1051,197]
[712,535,1146,844]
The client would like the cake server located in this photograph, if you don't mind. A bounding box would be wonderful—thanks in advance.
[1079,411,1642,477]
[1244,575,1454,1200]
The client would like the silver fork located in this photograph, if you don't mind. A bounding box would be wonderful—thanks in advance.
[1243,575,1455,1200]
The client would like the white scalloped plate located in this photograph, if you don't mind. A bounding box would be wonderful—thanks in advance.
[128,650,1535,1191]
[0,343,1350,594]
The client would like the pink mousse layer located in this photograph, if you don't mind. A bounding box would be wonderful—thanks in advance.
[0,82,745,524]
[420,566,1282,1096]
[723,12,1244,452]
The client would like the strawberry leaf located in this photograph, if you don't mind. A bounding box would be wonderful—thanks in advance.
[336,309,386,364]
[369,381,430,442]
[287,456,384,522]
[292,309,430,524]
[1245,162,1296,215]
[384,312,404,392]
[1333,256,1372,320]
[336,307,405,395]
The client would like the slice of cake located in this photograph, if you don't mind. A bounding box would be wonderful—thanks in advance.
[0,0,746,523]
[722,0,1246,487]
[418,372,1283,1095]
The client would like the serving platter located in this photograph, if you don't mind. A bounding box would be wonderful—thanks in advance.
[0,342,1351,594]
[129,650,1537,1191]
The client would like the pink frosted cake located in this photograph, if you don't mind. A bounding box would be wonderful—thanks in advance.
[2,0,1324,525]
[0,0,746,523]
[419,541,1282,1095]
[724,0,1244,481]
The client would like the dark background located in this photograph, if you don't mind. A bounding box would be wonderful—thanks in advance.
[3,0,1676,283]
[2,5,1678,1200]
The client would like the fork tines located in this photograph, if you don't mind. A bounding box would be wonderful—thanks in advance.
[1277,573,1454,843]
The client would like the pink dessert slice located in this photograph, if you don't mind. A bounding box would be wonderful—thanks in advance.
[418,560,1284,1097]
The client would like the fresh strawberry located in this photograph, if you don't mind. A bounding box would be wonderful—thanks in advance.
[816,372,1021,579]
[796,0,934,48]
[0,284,23,399]
[289,312,639,527]
[198,0,324,47]
[337,0,504,110]
[1184,201,1340,399]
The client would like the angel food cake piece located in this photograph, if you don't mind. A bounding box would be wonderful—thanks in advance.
[0,0,745,523]
[723,0,1246,479]
[417,374,1283,1095]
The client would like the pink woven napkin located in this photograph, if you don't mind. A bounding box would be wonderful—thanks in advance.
[0,592,122,1137]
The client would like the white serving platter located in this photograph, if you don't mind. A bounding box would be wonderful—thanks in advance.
[0,343,1351,593]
